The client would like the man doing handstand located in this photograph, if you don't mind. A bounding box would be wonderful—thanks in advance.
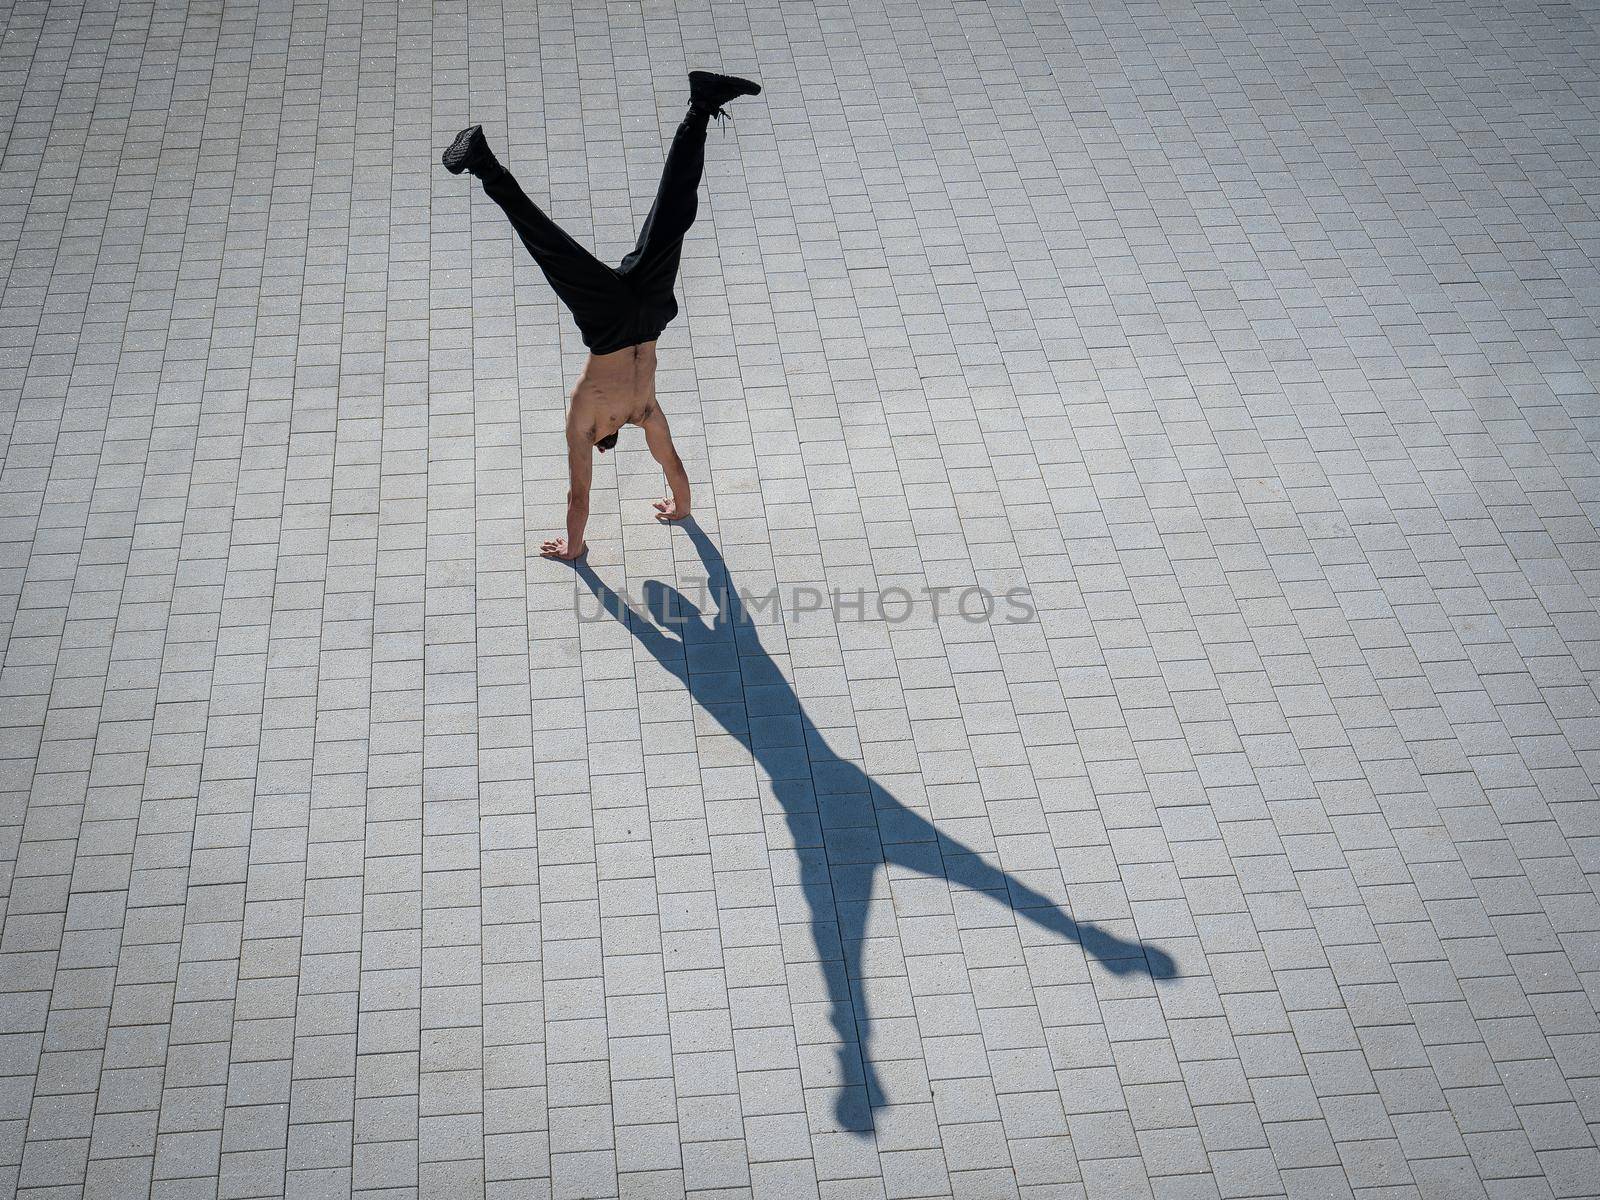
[442,71,761,559]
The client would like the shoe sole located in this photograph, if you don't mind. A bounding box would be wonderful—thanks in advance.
[442,125,482,174]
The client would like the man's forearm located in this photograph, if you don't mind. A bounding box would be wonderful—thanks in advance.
[566,497,589,550]
[660,453,691,511]
[668,465,691,511]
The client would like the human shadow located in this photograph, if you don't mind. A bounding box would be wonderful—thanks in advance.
[571,519,1176,1133]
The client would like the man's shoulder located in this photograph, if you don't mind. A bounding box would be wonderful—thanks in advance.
[564,397,596,435]
[564,416,596,451]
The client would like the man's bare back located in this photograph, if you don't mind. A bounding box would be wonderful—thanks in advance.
[539,340,692,560]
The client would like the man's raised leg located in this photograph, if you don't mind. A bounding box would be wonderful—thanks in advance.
[615,111,708,283]
[616,72,761,284]
[444,125,622,331]
[482,169,622,315]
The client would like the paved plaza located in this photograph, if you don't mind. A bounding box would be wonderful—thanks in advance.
[3,0,1600,1196]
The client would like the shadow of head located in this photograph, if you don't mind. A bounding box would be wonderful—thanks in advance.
[642,576,725,640]
[643,577,689,627]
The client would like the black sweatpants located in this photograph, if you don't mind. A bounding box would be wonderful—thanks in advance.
[482,107,713,354]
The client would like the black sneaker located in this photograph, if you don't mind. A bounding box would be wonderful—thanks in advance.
[442,125,491,175]
[688,70,761,115]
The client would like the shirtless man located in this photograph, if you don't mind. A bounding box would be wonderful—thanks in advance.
[442,71,761,559]
[556,343,691,560]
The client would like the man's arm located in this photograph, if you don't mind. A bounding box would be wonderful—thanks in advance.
[640,403,691,521]
[541,427,593,559]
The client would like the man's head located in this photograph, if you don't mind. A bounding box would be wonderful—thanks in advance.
[596,431,619,453]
